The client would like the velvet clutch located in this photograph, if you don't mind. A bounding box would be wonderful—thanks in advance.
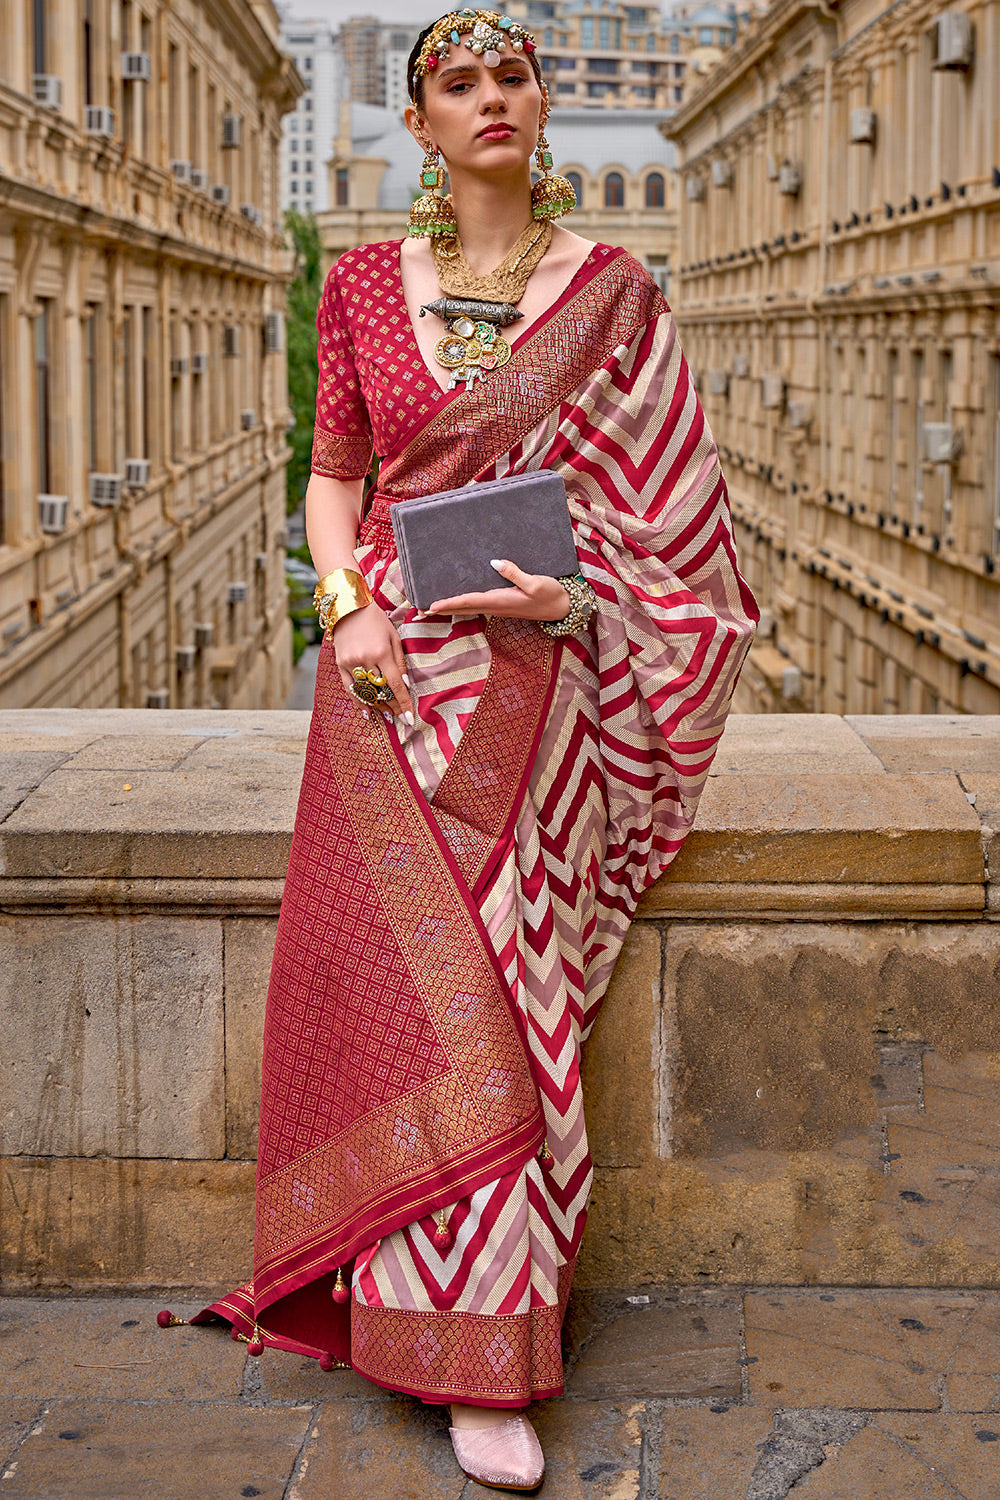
[389,470,579,611]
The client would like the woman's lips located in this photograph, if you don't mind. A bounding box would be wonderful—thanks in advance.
[477,125,515,140]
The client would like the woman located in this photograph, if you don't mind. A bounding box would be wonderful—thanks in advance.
[170,9,757,1491]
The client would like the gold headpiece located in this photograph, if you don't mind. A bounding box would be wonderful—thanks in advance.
[410,9,538,96]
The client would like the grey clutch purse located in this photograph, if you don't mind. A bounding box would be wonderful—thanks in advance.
[389,470,579,610]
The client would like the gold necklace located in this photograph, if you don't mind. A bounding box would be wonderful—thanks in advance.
[432,218,553,303]
[424,219,552,391]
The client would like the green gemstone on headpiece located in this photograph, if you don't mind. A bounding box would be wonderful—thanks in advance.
[451,28,460,41]
[499,15,512,26]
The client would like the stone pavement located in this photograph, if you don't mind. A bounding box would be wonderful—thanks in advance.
[3,1288,1000,1498]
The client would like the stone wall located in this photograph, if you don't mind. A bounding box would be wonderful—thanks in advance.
[1,709,998,1295]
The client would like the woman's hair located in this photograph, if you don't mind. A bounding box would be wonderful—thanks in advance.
[406,14,544,111]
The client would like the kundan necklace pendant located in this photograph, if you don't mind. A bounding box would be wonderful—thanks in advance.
[420,296,522,391]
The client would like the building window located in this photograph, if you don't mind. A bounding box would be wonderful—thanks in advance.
[291,158,299,173]
[590,58,618,74]
[625,7,647,24]
[556,81,576,93]
[544,27,553,45]
[565,171,583,206]
[673,85,682,102]
[0,295,6,542]
[290,178,299,194]
[556,55,575,69]
[604,172,624,208]
[85,307,99,472]
[598,17,610,47]
[142,306,155,463]
[335,167,348,206]
[580,17,594,47]
[34,301,52,495]
[304,178,312,193]
[645,171,664,208]
[646,31,656,51]
[989,354,1000,554]
[698,26,714,44]
[290,117,298,133]
[83,0,95,105]
[586,81,618,98]
[669,34,680,53]
[33,0,47,74]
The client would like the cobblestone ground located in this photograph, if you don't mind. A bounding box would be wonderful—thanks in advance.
[3,1287,999,1498]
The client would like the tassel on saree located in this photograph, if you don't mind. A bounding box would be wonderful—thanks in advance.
[332,1267,351,1304]
[433,1208,453,1248]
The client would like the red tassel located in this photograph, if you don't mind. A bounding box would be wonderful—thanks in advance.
[319,1352,335,1372]
[539,1140,555,1171]
[156,1309,186,1329]
[331,1268,350,1305]
[247,1338,264,1357]
[432,1209,453,1249]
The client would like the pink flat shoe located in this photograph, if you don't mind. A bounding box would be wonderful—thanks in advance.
[449,1414,545,1492]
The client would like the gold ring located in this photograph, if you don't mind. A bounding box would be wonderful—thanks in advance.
[350,666,393,706]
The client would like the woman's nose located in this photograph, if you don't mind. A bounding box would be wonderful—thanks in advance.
[479,74,506,110]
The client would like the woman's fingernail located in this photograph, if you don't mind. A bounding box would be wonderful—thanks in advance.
[490,558,505,569]
[402,673,411,687]
[402,711,415,727]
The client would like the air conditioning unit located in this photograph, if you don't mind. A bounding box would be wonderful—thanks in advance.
[191,352,209,374]
[240,409,257,430]
[760,372,786,409]
[923,422,963,463]
[779,162,802,195]
[89,473,123,507]
[223,325,239,357]
[787,400,813,429]
[194,622,214,647]
[850,107,876,144]
[32,75,62,108]
[708,369,729,396]
[264,312,285,353]
[254,551,269,571]
[147,689,170,708]
[930,12,974,70]
[240,203,261,224]
[170,356,188,377]
[781,665,802,700]
[732,353,750,378]
[274,527,289,548]
[211,184,230,206]
[121,52,152,82]
[38,494,69,533]
[685,174,705,201]
[176,646,197,671]
[170,159,192,182]
[711,159,733,188]
[222,112,242,148]
[190,168,210,191]
[124,457,150,488]
[228,582,249,603]
[85,105,115,137]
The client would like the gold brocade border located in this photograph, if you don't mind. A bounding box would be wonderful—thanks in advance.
[311,427,375,479]
[377,251,667,502]
[254,659,542,1275]
[350,1301,565,1402]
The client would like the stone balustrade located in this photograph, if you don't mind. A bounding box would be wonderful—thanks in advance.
[1,710,998,1295]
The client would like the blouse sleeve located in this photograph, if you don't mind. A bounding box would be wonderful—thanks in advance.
[310,265,375,481]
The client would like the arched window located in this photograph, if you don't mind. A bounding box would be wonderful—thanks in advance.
[604,171,624,208]
[565,171,583,207]
[645,171,664,208]
[335,167,349,206]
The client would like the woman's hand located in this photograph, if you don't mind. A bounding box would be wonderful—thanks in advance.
[422,559,570,623]
[331,603,415,722]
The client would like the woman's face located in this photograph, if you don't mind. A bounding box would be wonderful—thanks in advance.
[406,48,544,178]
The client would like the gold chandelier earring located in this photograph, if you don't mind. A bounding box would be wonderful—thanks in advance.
[530,99,576,221]
[407,141,458,239]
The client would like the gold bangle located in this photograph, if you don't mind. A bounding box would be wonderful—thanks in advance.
[312,567,373,634]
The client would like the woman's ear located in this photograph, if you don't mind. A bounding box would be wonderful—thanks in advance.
[403,103,432,154]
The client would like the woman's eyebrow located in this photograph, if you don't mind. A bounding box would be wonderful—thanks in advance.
[436,59,531,82]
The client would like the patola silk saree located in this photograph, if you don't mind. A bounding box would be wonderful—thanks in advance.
[195,240,757,1405]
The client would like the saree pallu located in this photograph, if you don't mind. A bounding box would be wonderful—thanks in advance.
[193,241,758,1405]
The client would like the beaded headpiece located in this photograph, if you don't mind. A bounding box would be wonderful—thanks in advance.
[409,9,537,97]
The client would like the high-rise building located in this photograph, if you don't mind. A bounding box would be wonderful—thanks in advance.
[666,0,1000,715]
[338,15,384,108]
[278,15,340,214]
[0,0,302,710]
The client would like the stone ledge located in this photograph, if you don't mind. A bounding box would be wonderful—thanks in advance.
[0,711,995,918]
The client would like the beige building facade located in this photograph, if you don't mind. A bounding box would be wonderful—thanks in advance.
[667,0,1000,715]
[0,0,302,710]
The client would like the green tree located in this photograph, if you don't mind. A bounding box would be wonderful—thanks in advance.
[283,208,324,514]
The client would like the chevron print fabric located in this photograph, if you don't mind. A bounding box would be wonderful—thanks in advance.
[195,241,756,1405]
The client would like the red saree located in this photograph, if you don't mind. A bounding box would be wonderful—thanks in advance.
[194,240,758,1404]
